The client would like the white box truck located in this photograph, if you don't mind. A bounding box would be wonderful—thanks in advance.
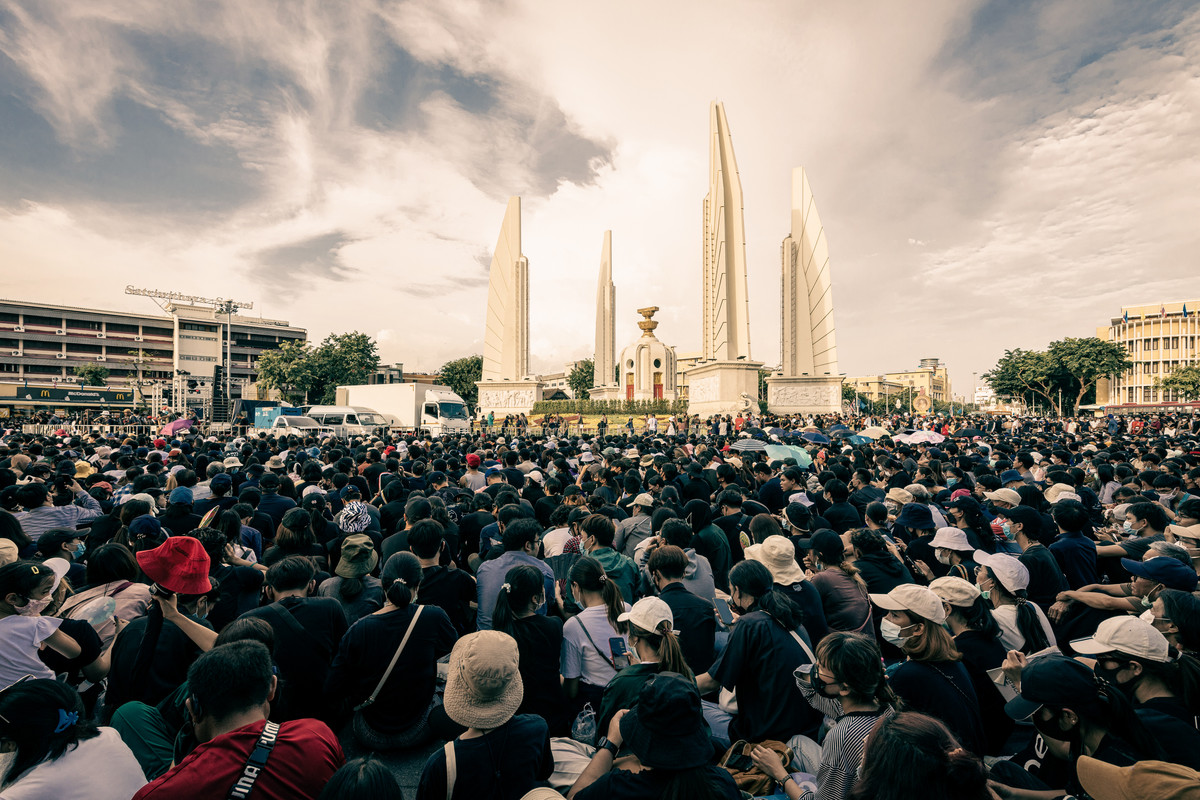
[334,383,471,436]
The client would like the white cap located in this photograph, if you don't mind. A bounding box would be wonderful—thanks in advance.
[973,550,1030,593]
[633,492,655,507]
[42,557,71,594]
[527,470,544,485]
[618,596,674,633]
[931,527,973,552]
[929,576,982,607]
[869,584,947,624]
[1071,616,1170,662]
[983,488,1022,506]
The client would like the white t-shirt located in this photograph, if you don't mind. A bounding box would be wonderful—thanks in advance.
[0,615,61,689]
[561,603,630,687]
[0,727,146,799]
[542,527,573,558]
[993,602,1056,652]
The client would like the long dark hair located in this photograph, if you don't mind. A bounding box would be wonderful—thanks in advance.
[381,552,422,609]
[983,569,1051,654]
[818,631,899,709]
[728,559,804,631]
[491,564,544,636]
[850,712,990,800]
[0,679,99,782]
[569,555,626,633]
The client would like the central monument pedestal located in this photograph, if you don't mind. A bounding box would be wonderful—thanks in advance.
[476,380,544,419]
[686,360,764,417]
[765,374,843,414]
[588,386,623,403]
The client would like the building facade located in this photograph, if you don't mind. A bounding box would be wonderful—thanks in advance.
[0,298,305,412]
[1096,301,1200,405]
[846,358,952,407]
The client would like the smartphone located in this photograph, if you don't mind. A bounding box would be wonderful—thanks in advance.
[148,583,175,599]
[609,637,630,669]
[725,752,755,772]
[714,597,735,626]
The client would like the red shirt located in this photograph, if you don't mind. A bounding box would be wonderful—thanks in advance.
[132,718,343,800]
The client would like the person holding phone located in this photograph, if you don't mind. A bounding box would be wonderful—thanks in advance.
[561,556,630,714]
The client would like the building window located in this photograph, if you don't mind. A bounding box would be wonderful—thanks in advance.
[181,322,219,333]
[107,322,140,334]
[23,314,61,327]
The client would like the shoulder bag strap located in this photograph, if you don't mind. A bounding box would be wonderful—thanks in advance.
[226,721,280,800]
[787,628,817,664]
[355,605,425,711]
[577,619,618,671]
[444,740,457,800]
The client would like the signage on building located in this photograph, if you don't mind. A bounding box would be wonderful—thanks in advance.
[14,386,134,406]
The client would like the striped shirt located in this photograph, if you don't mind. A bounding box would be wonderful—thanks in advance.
[14,491,103,542]
[794,664,897,800]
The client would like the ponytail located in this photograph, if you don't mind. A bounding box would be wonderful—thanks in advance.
[630,621,694,681]
[381,552,422,610]
[1011,591,1051,654]
[384,579,413,609]
[491,564,544,636]
[570,555,626,633]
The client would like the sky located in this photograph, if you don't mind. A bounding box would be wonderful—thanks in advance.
[2,0,1199,399]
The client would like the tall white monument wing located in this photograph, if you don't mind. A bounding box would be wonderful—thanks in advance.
[701,101,753,363]
[593,230,616,388]
[482,197,530,382]
[780,167,838,376]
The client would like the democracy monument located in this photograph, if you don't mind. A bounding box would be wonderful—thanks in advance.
[475,101,843,418]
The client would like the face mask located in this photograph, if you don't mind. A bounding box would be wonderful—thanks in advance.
[945,478,958,488]
[1032,711,1080,747]
[885,501,900,513]
[976,579,992,601]
[935,550,951,566]
[1001,522,1015,541]
[16,596,52,616]
[1093,661,1138,693]
[810,671,840,698]
[0,750,16,788]
[73,542,86,559]
[1123,521,1135,535]
[1140,608,1157,624]
[880,618,915,646]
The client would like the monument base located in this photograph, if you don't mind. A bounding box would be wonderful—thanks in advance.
[765,374,843,415]
[475,380,544,419]
[685,360,764,417]
[587,386,623,403]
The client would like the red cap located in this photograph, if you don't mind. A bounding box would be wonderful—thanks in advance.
[466,453,481,468]
[136,537,212,594]
[153,438,167,449]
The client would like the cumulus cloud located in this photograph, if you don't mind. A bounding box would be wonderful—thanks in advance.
[0,0,1198,387]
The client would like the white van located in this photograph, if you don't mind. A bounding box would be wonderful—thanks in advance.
[303,405,389,438]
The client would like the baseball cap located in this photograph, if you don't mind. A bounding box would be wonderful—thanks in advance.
[929,576,981,607]
[997,505,1041,531]
[618,596,674,633]
[984,488,1022,506]
[973,550,1029,593]
[485,467,503,479]
[869,584,947,624]
[168,487,194,505]
[1122,557,1199,592]
[931,527,973,552]
[466,453,481,468]
[526,470,544,485]
[885,487,913,505]
[1071,616,1170,662]
[1005,654,1106,721]
[1076,756,1200,800]
[633,492,655,508]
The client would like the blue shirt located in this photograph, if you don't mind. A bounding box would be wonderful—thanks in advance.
[475,551,555,630]
[1050,530,1098,589]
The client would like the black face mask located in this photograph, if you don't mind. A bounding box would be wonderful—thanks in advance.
[810,671,840,698]
[1094,662,1140,695]
[1032,710,1081,749]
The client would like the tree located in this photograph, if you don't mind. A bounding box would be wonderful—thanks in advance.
[1048,337,1133,415]
[568,359,594,400]
[983,348,1066,415]
[73,364,109,386]
[1157,364,1200,402]
[255,340,315,402]
[439,355,483,408]
[308,332,380,403]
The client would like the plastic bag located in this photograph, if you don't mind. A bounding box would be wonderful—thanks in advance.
[571,702,597,745]
[73,596,117,628]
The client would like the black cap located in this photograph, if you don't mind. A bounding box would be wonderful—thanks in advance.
[1005,655,1106,720]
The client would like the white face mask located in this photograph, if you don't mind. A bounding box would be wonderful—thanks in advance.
[879,618,916,646]
[1140,608,1156,624]
[0,750,16,787]
[935,550,952,566]
[16,596,52,617]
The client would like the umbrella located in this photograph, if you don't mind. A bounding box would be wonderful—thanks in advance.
[954,427,985,438]
[765,444,814,468]
[858,426,890,439]
[767,427,788,437]
[829,429,856,439]
[731,439,767,452]
[846,435,872,445]
[160,419,194,436]
[829,424,850,432]
[896,431,945,444]
[744,427,766,436]
[801,431,831,444]
[801,425,821,433]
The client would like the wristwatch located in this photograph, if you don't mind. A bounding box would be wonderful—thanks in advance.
[597,736,620,757]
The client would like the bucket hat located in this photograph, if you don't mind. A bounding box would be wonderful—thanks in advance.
[335,534,379,579]
[619,672,711,769]
[136,536,212,594]
[443,631,524,729]
[745,535,806,585]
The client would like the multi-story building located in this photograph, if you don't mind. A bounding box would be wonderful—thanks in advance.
[846,358,952,407]
[0,298,305,414]
[1096,300,1200,406]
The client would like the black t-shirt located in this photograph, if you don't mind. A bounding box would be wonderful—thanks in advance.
[417,565,478,636]
[325,603,457,733]
[1019,544,1069,610]
[107,612,212,711]
[507,613,568,734]
[575,765,739,800]
[417,714,553,800]
[363,462,387,494]
[208,564,266,631]
[39,617,102,674]
[1136,697,1200,769]
[241,596,348,722]
[709,609,820,741]
[888,659,986,756]
[457,511,495,563]
[658,582,717,676]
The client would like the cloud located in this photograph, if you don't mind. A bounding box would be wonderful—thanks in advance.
[1,0,1198,389]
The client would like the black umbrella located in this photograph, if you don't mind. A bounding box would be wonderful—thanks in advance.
[954,427,985,438]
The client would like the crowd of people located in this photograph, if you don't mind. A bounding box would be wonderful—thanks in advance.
[1,407,1199,800]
